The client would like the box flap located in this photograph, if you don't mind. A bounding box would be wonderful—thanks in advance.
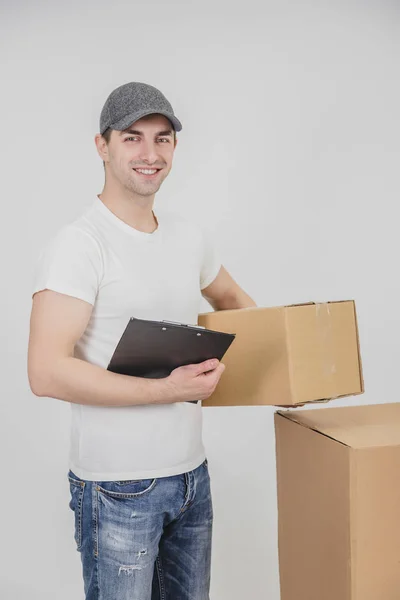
[198,306,262,317]
[284,299,353,309]
[198,300,354,317]
[278,403,400,448]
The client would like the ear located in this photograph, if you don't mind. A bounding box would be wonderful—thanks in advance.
[174,136,178,150]
[94,133,109,163]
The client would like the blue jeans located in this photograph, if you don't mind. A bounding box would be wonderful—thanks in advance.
[67,459,213,599]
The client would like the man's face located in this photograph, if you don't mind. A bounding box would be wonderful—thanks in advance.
[102,114,177,197]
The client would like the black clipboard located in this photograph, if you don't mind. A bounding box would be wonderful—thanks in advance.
[107,317,236,403]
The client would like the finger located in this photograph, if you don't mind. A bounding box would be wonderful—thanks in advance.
[197,359,219,374]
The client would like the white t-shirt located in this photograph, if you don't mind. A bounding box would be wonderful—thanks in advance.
[32,196,221,481]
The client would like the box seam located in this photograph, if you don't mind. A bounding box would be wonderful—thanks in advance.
[284,307,296,405]
[275,411,350,448]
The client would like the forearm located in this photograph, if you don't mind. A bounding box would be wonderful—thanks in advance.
[212,290,257,311]
[32,356,173,407]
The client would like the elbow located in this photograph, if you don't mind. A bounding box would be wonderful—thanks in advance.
[28,373,48,397]
[28,362,51,397]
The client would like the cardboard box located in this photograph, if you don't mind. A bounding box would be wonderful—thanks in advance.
[275,403,400,600]
[197,300,364,406]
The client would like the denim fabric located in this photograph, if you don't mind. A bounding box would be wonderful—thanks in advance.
[67,459,213,599]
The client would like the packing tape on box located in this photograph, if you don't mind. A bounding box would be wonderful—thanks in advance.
[314,302,339,403]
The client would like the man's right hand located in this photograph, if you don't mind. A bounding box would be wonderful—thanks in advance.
[165,359,226,403]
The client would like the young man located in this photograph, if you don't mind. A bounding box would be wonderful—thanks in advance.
[28,81,256,600]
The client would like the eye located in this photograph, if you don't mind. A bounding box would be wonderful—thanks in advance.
[157,138,170,143]
[124,136,138,142]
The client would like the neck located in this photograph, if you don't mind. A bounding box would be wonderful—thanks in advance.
[98,182,158,233]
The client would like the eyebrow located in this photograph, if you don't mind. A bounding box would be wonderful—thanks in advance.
[119,129,174,137]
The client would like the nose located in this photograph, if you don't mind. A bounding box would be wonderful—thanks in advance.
[138,139,159,165]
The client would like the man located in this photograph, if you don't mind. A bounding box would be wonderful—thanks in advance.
[28,81,256,600]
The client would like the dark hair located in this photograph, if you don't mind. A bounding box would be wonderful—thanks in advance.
[102,127,113,144]
[102,128,112,168]
[101,125,177,168]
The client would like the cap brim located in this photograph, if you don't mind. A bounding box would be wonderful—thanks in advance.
[109,109,182,133]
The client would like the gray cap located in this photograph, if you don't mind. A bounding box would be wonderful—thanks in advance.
[99,82,182,135]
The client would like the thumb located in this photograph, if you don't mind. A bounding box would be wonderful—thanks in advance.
[196,359,219,374]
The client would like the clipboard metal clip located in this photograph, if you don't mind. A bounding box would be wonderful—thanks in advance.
[161,320,206,329]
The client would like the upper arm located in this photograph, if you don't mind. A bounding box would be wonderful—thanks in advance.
[28,290,93,396]
[201,265,241,305]
[28,226,102,395]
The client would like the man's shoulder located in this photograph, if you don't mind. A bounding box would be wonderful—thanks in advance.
[42,211,102,258]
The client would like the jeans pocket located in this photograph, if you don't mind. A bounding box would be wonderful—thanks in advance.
[96,478,157,499]
[68,475,85,551]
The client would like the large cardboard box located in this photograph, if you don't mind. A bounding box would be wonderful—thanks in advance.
[197,300,364,406]
[275,403,400,600]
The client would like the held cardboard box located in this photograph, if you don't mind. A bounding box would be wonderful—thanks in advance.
[197,300,364,407]
[274,403,400,600]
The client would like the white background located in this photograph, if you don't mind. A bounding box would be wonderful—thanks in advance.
[1,0,399,598]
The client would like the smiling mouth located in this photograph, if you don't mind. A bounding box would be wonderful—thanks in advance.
[133,168,162,178]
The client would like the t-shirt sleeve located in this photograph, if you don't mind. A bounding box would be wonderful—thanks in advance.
[32,226,103,305]
[199,225,222,290]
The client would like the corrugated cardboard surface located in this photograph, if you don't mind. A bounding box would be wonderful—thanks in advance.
[286,301,363,403]
[275,403,400,600]
[198,306,293,406]
[351,446,400,600]
[275,413,351,600]
[198,300,363,406]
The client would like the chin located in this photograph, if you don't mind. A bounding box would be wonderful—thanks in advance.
[130,185,160,196]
